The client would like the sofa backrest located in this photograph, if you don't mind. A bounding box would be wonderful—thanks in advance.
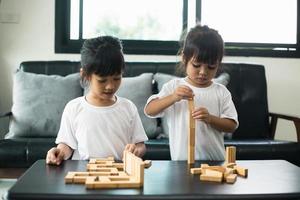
[20,61,178,77]
[219,63,269,139]
[19,61,270,140]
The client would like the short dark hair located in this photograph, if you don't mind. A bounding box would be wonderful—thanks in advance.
[80,36,125,78]
[181,24,224,65]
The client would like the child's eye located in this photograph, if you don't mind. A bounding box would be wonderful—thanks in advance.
[208,64,218,69]
[113,77,121,81]
[98,79,107,83]
[193,64,201,68]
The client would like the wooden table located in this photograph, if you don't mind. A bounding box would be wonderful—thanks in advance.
[7,159,300,199]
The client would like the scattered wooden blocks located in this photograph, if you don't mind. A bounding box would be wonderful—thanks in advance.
[190,163,247,184]
[190,146,248,184]
[65,151,151,189]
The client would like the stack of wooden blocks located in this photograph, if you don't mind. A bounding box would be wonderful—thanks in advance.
[64,151,151,189]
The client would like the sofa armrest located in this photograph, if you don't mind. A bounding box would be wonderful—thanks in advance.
[0,111,12,119]
[269,112,300,142]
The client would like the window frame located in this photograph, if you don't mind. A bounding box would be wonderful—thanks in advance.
[55,0,300,58]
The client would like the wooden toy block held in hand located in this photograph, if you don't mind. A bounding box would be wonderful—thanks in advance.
[65,151,151,189]
[188,98,195,164]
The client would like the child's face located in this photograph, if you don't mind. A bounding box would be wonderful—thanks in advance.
[186,58,218,88]
[88,73,122,102]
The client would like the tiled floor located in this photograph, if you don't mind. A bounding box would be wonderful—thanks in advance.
[0,179,16,200]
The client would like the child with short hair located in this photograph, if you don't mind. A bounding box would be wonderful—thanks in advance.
[144,25,238,161]
[46,36,148,165]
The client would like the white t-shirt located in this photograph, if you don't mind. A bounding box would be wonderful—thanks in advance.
[145,78,238,161]
[56,96,148,160]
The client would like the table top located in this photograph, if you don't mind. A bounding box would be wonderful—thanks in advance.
[7,159,300,200]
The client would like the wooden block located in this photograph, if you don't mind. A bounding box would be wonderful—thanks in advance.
[89,157,114,164]
[188,143,195,164]
[223,168,235,179]
[225,146,236,164]
[188,99,195,129]
[137,162,145,186]
[188,98,195,164]
[65,172,76,183]
[111,163,124,169]
[202,165,226,174]
[225,173,237,184]
[124,151,135,175]
[190,168,202,174]
[86,177,96,189]
[200,164,209,168]
[87,165,120,173]
[65,171,122,184]
[234,166,248,178]
[144,160,152,168]
[224,162,236,168]
[85,175,142,189]
[123,151,144,184]
[200,169,223,183]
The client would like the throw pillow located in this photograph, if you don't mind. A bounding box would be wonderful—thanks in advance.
[5,71,82,139]
[116,73,158,139]
[153,72,230,138]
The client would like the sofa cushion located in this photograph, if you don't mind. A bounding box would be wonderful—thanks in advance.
[116,73,158,139]
[5,71,82,139]
[153,72,230,137]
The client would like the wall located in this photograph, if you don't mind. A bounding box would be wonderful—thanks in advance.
[0,0,299,140]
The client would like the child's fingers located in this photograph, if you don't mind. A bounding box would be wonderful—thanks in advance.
[177,88,194,99]
[55,151,65,165]
[125,144,135,153]
[192,108,211,123]
[46,148,62,165]
[46,153,57,165]
[133,148,140,156]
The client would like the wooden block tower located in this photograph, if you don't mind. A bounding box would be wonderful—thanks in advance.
[188,98,195,164]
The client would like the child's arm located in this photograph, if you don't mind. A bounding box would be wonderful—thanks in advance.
[124,142,146,158]
[46,143,73,165]
[145,85,194,116]
[192,107,237,133]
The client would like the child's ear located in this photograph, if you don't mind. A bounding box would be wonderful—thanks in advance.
[80,67,91,82]
[80,68,84,77]
[181,52,187,64]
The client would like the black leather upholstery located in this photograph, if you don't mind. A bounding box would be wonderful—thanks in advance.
[220,63,270,139]
[0,61,300,168]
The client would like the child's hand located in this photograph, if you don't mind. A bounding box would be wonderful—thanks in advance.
[46,147,65,165]
[192,107,211,124]
[124,144,140,156]
[172,85,194,102]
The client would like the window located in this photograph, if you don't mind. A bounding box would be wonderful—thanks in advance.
[55,0,300,57]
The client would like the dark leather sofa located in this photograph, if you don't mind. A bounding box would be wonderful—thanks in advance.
[1,61,300,168]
